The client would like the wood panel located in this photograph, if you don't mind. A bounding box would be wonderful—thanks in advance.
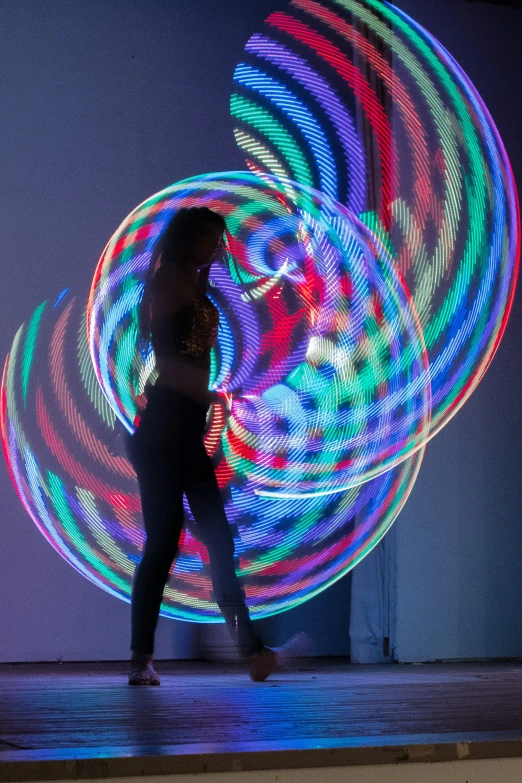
[1,661,522,779]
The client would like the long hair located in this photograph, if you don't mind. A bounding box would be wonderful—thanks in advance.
[138,207,229,346]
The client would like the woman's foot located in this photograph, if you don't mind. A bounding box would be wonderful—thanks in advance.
[248,633,314,682]
[248,646,277,682]
[128,654,161,686]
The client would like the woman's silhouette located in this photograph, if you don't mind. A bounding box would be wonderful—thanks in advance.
[127,207,291,684]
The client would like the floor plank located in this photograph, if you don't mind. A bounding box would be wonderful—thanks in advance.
[1,660,522,779]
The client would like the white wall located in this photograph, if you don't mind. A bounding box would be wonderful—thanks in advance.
[68,759,522,783]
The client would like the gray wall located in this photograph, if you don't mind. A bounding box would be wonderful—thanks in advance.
[0,0,519,663]
[0,0,350,663]
[394,0,522,662]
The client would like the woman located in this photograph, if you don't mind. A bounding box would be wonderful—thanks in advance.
[127,206,279,685]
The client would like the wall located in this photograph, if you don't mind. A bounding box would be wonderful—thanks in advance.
[393,0,522,662]
[0,0,519,663]
[0,0,351,662]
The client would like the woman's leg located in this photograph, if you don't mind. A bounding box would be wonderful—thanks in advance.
[183,439,263,659]
[129,436,184,656]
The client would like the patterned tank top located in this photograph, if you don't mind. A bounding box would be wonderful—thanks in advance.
[151,295,219,369]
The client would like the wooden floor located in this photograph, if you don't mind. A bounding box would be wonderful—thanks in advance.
[1,659,522,780]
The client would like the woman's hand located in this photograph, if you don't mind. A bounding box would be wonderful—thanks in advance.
[208,389,233,414]
[202,390,233,435]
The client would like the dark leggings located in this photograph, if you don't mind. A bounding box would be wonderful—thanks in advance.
[127,384,262,658]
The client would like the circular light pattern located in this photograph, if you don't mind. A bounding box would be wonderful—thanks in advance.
[1,1,518,623]
[1,292,424,620]
[231,0,519,440]
[88,171,430,495]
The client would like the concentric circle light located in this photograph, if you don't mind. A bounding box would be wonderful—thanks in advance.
[1,292,424,620]
[1,0,518,622]
[231,0,519,439]
[88,171,430,495]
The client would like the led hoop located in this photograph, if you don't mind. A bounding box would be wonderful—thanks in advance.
[231,0,519,440]
[88,171,430,494]
[2,0,518,622]
[1,293,425,620]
